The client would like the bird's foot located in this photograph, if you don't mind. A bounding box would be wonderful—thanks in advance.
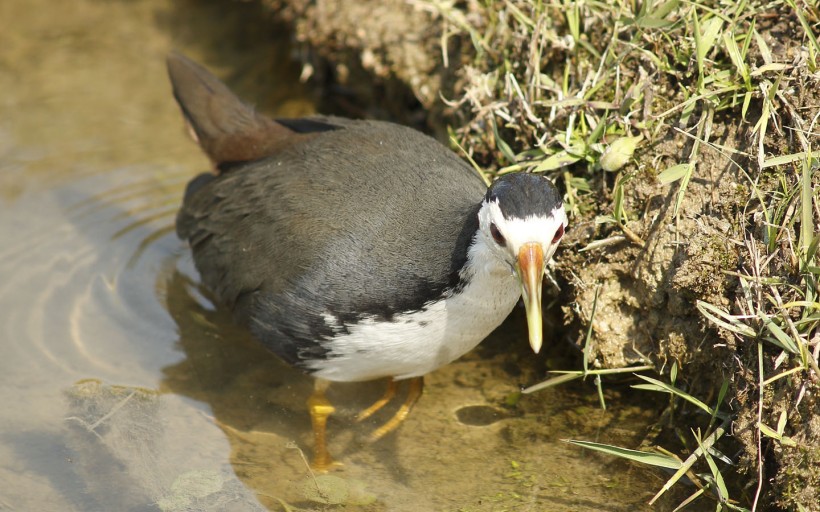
[366,377,424,442]
[356,379,397,422]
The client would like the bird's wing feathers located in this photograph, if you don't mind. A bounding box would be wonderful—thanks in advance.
[177,121,484,363]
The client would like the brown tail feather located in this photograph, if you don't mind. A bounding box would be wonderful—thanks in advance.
[166,53,308,172]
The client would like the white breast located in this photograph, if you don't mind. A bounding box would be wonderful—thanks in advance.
[306,237,521,382]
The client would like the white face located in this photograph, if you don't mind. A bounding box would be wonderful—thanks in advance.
[477,198,568,273]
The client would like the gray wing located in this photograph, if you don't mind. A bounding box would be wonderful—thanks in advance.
[177,120,485,364]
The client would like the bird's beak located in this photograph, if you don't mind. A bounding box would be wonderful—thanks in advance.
[516,242,545,354]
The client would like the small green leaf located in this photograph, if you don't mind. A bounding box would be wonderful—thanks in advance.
[651,0,680,20]
[612,176,625,224]
[741,91,752,119]
[657,163,692,184]
[758,422,780,440]
[750,63,789,76]
[754,28,773,64]
[776,410,788,436]
[635,16,675,28]
[672,162,694,217]
[600,135,642,172]
[533,150,582,172]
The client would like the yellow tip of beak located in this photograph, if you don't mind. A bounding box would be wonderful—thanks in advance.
[517,242,545,354]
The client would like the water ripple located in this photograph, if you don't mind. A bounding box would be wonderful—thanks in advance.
[0,166,188,388]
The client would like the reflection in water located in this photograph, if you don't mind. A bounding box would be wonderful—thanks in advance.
[0,0,681,509]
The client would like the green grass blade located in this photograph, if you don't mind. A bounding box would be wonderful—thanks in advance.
[450,135,491,186]
[649,419,730,505]
[694,14,724,80]
[583,284,601,373]
[673,162,694,217]
[722,31,750,88]
[490,115,516,164]
[633,374,717,417]
[672,487,706,512]
[696,300,757,337]
[613,174,626,223]
[522,364,656,394]
[761,150,820,169]
[565,440,682,469]
[786,0,820,71]
[758,311,800,354]
[709,379,729,430]
[694,430,730,504]
[799,156,815,263]
[521,372,582,393]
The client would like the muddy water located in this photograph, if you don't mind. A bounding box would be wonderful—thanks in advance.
[0,1,676,510]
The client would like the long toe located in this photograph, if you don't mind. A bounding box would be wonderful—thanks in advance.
[356,379,397,422]
[368,377,424,442]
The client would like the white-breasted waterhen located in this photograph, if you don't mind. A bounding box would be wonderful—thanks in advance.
[168,53,567,471]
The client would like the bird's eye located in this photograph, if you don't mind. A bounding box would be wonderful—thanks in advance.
[490,223,506,246]
[552,224,565,244]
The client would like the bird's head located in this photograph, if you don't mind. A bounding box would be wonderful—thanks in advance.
[476,173,567,354]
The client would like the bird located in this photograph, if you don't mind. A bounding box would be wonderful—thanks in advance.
[167,53,567,471]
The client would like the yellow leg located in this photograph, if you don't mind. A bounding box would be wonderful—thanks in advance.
[368,377,424,442]
[356,379,397,422]
[307,378,338,472]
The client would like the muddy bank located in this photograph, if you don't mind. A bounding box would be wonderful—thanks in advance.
[259,0,820,510]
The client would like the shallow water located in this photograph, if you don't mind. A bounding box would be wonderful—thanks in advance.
[0,1,677,510]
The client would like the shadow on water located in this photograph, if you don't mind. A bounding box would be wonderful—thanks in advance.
[0,0,688,510]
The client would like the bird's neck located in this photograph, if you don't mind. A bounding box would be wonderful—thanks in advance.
[434,234,522,353]
[456,234,521,305]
